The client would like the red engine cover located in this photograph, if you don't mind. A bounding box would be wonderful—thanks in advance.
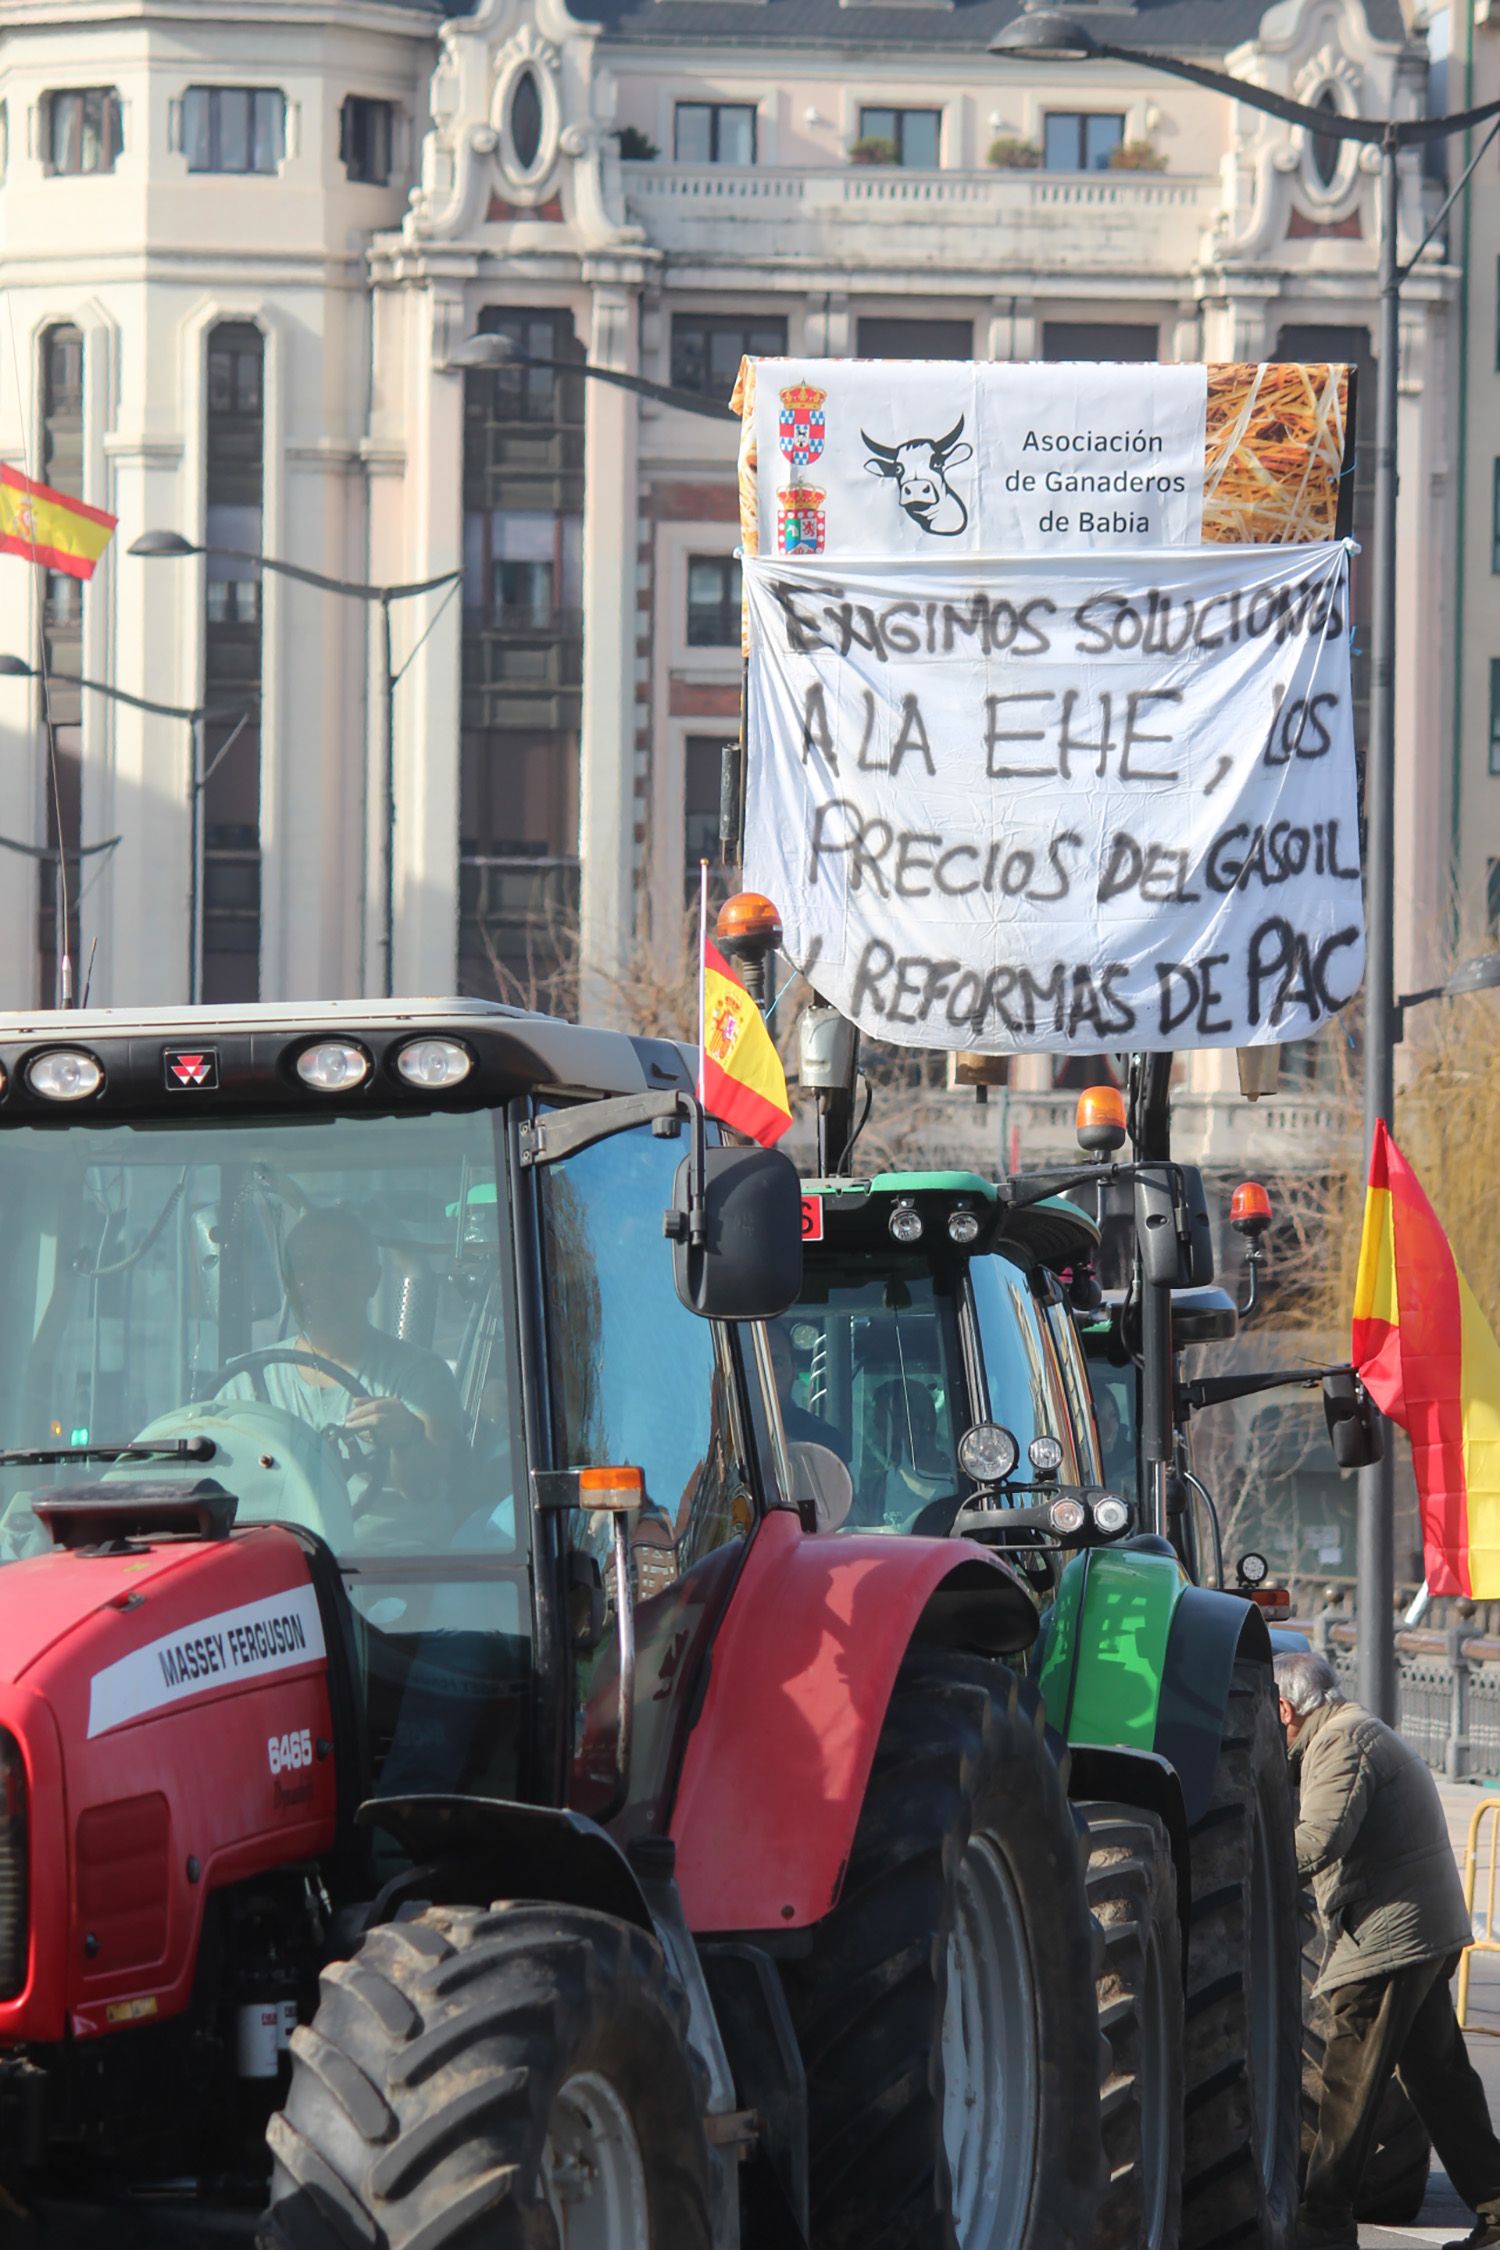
[0,1526,336,2043]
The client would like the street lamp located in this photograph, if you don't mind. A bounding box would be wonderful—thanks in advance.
[0,651,253,1005]
[128,533,462,999]
[1394,949,1500,1040]
[992,9,1500,1720]
[449,330,737,422]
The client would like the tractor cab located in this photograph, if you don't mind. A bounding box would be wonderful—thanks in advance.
[0,1002,799,1840]
[790,1170,1108,1548]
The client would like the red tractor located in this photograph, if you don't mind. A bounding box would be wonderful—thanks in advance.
[0,1000,1142,2248]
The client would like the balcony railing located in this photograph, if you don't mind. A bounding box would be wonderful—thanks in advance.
[623,163,1222,271]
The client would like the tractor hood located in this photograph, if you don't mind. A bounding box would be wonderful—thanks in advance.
[0,1522,337,2047]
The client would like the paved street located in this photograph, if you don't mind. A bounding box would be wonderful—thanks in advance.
[1359,1779,1500,2248]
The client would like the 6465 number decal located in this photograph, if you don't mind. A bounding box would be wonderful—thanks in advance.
[268,1728,313,1776]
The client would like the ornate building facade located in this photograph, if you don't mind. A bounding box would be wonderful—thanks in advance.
[0,0,1464,1136]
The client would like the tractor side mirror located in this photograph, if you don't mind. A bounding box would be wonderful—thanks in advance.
[1322,1368,1384,1469]
[1134,1164,1214,1288]
[788,1440,853,1532]
[669,1144,802,1320]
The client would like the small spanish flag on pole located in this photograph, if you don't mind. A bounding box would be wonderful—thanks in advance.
[697,863,792,1149]
[1352,1119,1500,1597]
[0,464,116,581]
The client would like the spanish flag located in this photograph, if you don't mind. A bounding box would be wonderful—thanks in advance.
[0,465,116,581]
[1352,1120,1500,1596]
[700,937,792,1148]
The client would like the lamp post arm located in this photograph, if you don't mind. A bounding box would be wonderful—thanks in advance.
[32,668,255,725]
[1092,37,1500,146]
[470,348,737,424]
[171,544,464,604]
[1397,111,1500,278]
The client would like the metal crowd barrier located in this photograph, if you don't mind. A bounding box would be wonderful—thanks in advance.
[1459,1797,1500,2034]
[1313,1612,1500,1783]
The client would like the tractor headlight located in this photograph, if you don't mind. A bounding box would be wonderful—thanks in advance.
[958,1423,1019,1484]
[395,1037,473,1091]
[0,1730,28,2000]
[1093,1494,1131,1537]
[1048,1497,1087,1536]
[1028,1435,1065,1476]
[295,1042,371,1093]
[27,1049,102,1102]
[889,1198,923,1245]
[947,1205,980,1246]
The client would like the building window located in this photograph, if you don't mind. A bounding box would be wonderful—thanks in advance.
[460,308,586,1004]
[202,322,265,1003]
[184,87,285,175]
[856,316,973,359]
[341,96,393,185]
[1042,322,1159,361]
[36,324,86,1007]
[1308,89,1343,189]
[1043,113,1124,171]
[674,103,756,164]
[857,107,940,168]
[671,312,787,398]
[45,89,122,176]
[686,555,741,647]
[1493,457,1500,574]
[684,736,725,895]
[1489,859,1500,937]
[1492,659,1500,777]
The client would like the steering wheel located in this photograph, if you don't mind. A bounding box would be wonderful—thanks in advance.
[223,1347,392,1501]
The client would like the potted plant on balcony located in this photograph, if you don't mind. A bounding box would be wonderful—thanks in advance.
[848,134,900,165]
[615,125,659,160]
[1109,138,1168,171]
[987,135,1042,168]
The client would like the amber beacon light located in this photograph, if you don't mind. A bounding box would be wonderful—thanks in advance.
[1229,1181,1274,1237]
[1075,1084,1128,1156]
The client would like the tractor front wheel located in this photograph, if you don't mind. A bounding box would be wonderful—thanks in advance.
[260,1900,712,2250]
[780,1650,1105,2250]
[1082,1800,1184,2250]
[1181,1657,1301,2250]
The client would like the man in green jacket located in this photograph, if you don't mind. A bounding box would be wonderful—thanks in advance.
[1277,1649,1500,2249]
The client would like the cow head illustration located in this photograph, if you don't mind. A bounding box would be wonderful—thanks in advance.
[862,416,973,537]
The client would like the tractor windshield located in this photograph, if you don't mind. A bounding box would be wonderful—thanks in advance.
[0,1106,516,1571]
[776,1252,965,1532]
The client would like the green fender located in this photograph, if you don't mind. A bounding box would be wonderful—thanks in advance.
[1035,1546,1272,1827]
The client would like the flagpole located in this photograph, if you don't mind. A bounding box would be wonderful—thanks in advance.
[697,858,708,1109]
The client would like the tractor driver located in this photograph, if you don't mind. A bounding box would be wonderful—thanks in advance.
[221,1205,463,1510]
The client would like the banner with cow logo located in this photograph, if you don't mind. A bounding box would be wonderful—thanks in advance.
[742,541,1361,1055]
[733,359,1354,562]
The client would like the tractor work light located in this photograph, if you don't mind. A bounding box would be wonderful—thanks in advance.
[1093,1494,1131,1536]
[1237,1550,1270,1586]
[295,1042,371,1093]
[1028,1434,1065,1475]
[0,1729,27,2000]
[958,1422,1020,1484]
[889,1197,923,1244]
[395,1037,473,1091]
[1048,1496,1087,1535]
[26,1049,102,1102]
[947,1204,980,1246]
[1075,1084,1127,1155]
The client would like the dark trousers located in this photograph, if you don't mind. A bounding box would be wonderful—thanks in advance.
[1302,1950,1500,2232]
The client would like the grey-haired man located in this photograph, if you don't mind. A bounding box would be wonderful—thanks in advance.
[1277,1648,1500,2250]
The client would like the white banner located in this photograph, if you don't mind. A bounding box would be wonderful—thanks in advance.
[744,543,1363,1054]
[748,358,1352,557]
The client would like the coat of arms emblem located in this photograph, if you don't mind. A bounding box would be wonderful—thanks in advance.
[706,991,743,1064]
[778,383,827,470]
[776,487,826,556]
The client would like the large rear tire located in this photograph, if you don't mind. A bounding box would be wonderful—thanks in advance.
[1299,1890,1431,2223]
[259,1901,712,2250]
[1082,1800,1185,2250]
[780,1651,1105,2250]
[1181,1657,1301,2250]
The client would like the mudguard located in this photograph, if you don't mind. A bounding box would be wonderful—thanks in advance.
[669,1510,1040,1932]
[1036,1546,1272,1827]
